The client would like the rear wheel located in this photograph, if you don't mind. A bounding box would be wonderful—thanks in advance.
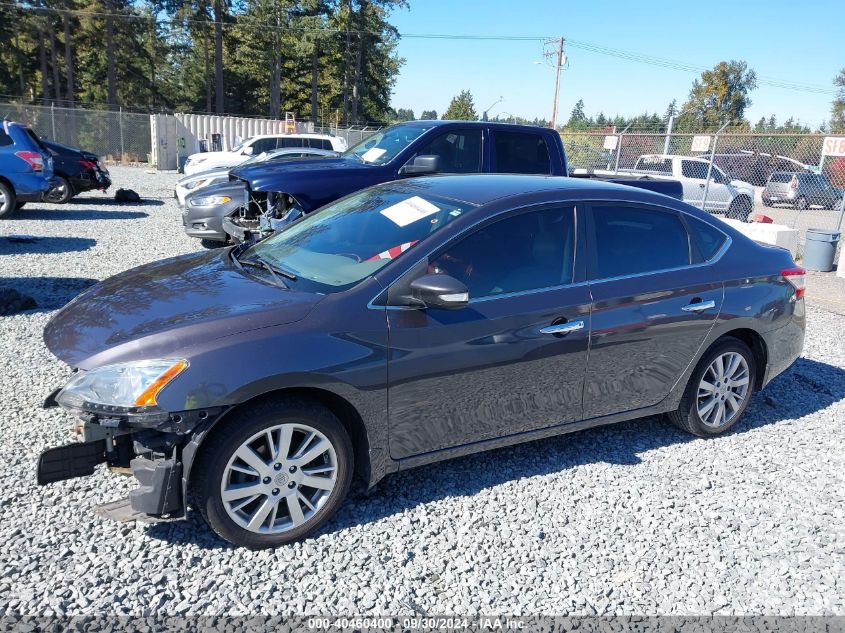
[193,398,353,549]
[795,196,809,211]
[0,182,16,218]
[668,337,756,437]
[45,176,73,204]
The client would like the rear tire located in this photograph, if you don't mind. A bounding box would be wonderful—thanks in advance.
[192,397,353,549]
[795,196,808,211]
[45,176,73,204]
[668,337,756,437]
[0,182,16,218]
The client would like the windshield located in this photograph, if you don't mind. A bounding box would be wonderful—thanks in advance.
[243,187,473,293]
[343,122,437,165]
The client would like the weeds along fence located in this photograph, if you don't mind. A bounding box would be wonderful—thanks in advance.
[1,102,151,163]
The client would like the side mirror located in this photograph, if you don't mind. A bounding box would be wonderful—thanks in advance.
[401,155,440,176]
[409,274,469,310]
[243,146,254,156]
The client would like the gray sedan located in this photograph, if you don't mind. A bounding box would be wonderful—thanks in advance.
[182,181,247,247]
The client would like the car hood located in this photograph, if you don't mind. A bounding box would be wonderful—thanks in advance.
[231,156,376,192]
[178,167,231,185]
[44,249,324,369]
[730,178,755,192]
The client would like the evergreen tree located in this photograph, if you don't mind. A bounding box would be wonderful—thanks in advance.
[442,90,478,121]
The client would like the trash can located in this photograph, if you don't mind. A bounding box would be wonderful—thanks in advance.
[803,228,841,272]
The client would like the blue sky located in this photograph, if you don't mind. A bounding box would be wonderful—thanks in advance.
[388,0,842,128]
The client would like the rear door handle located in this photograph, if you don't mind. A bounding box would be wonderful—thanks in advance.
[682,300,716,313]
[540,320,585,335]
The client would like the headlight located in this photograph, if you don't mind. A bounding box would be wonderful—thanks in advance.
[190,195,231,207]
[185,178,210,190]
[56,359,188,412]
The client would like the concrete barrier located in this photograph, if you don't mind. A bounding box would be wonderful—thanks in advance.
[718,218,800,259]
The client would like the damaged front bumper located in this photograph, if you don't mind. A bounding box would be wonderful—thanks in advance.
[38,391,224,521]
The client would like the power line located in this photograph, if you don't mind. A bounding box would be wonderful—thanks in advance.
[2,2,839,96]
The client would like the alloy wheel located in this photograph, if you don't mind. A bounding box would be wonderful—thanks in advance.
[46,181,68,203]
[220,423,338,534]
[696,352,750,428]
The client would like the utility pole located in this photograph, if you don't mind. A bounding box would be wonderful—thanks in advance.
[542,37,566,130]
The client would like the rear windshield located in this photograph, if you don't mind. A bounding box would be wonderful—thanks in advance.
[636,157,673,173]
[769,173,793,183]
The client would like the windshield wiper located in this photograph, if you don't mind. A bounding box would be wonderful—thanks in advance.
[238,257,289,287]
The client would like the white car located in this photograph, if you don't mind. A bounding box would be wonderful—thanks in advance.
[174,147,338,207]
[629,154,756,220]
[182,133,347,176]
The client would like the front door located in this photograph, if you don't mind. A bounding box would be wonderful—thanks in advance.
[583,203,723,419]
[386,205,590,459]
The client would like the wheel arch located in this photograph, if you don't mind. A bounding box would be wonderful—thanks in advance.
[713,328,768,391]
[0,175,15,194]
[183,386,373,495]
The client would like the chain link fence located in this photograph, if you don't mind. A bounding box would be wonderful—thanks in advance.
[312,124,381,149]
[1,102,151,163]
[562,129,845,257]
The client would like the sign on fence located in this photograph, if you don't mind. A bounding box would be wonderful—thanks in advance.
[602,135,618,150]
[822,137,845,157]
[691,135,711,153]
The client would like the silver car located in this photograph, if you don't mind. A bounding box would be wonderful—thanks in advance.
[174,147,338,208]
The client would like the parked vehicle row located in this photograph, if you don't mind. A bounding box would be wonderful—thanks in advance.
[179,121,682,247]
[38,172,806,549]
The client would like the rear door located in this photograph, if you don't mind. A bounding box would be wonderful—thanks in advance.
[386,203,590,459]
[583,202,723,419]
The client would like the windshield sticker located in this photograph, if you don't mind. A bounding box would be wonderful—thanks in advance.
[380,196,440,227]
[361,147,387,162]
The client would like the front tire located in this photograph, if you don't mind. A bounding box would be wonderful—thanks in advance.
[668,337,756,437]
[193,398,353,549]
[728,196,753,222]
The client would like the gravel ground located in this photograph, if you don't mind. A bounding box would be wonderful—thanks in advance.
[1,166,844,616]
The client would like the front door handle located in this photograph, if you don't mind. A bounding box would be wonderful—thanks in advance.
[682,299,716,313]
[540,320,585,335]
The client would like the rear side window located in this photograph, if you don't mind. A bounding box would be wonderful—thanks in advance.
[686,215,728,261]
[0,130,11,147]
[591,205,691,280]
[278,137,304,149]
[681,160,709,179]
[493,131,551,174]
[305,138,331,150]
[250,138,278,154]
[636,157,672,173]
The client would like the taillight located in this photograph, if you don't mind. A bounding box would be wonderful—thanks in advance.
[79,159,97,170]
[790,176,798,190]
[781,267,805,299]
[15,151,44,171]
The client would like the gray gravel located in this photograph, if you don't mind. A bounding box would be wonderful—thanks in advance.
[1,166,844,616]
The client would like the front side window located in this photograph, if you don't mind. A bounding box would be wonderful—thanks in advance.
[591,205,690,280]
[681,160,709,180]
[244,188,472,293]
[414,130,482,173]
[493,131,551,174]
[431,207,575,299]
[344,122,438,165]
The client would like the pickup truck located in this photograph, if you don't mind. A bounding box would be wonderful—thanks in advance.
[0,121,54,217]
[575,154,755,221]
[197,120,681,244]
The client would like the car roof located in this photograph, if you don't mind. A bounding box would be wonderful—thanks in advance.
[398,120,553,134]
[250,133,336,140]
[377,174,673,207]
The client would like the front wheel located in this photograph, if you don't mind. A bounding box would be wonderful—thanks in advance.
[192,398,353,549]
[728,196,753,222]
[668,337,756,437]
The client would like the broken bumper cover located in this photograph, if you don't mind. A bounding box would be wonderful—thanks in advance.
[38,396,225,520]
